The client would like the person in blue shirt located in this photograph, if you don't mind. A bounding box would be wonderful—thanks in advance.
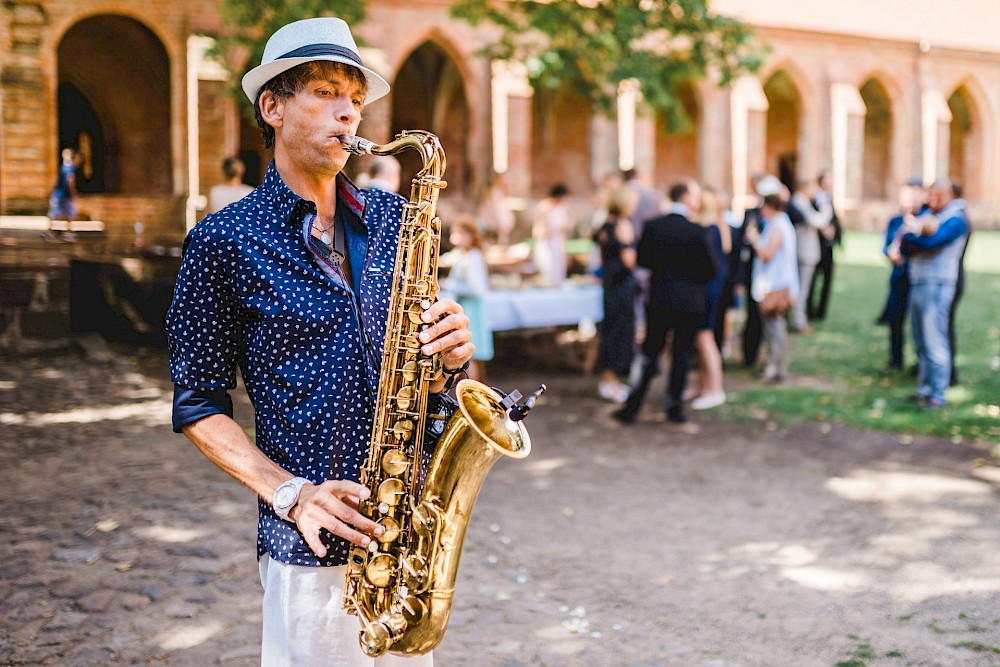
[165,17,472,665]
[899,177,969,409]
[46,148,78,238]
[877,177,925,371]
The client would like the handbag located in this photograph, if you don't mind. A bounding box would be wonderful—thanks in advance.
[759,287,793,317]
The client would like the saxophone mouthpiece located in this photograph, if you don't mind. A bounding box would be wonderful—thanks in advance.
[339,135,376,156]
[508,384,546,422]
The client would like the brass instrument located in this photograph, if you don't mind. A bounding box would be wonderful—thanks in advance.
[339,131,544,657]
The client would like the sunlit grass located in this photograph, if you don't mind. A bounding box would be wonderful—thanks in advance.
[723,231,1000,452]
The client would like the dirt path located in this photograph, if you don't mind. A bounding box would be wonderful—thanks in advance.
[1,348,998,667]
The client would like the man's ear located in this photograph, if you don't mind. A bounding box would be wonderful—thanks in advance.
[258,91,284,131]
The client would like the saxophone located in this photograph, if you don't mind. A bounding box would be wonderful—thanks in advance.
[339,131,545,657]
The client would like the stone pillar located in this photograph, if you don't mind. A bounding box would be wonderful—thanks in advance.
[634,109,657,179]
[1,2,51,213]
[589,114,617,185]
[611,80,655,179]
[697,79,731,193]
[830,83,866,214]
[491,60,533,199]
[729,76,768,217]
[921,89,952,186]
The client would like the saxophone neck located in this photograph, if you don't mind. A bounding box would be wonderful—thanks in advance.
[339,132,446,178]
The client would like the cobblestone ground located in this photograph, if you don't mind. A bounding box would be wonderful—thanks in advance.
[1,346,999,667]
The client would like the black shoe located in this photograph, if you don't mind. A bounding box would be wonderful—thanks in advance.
[667,408,688,424]
[611,408,635,425]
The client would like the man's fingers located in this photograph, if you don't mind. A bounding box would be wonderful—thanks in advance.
[295,481,386,555]
[421,297,460,323]
[326,519,375,549]
[301,528,328,558]
[421,327,472,357]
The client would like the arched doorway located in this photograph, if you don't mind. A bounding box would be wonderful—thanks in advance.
[392,41,471,201]
[531,84,591,199]
[947,85,981,200]
[860,78,893,200]
[654,81,700,188]
[56,15,171,194]
[763,70,801,190]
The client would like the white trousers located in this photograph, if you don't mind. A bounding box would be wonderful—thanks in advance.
[259,555,434,667]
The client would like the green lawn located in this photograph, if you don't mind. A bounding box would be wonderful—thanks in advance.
[721,231,1000,454]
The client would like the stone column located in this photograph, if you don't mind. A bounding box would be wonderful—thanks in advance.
[490,60,534,200]
[697,79,731,193]
[589,114,617,185]
[1,2,50,213]
[921,89,952,186]
[729,76,768,217]
[830,83,866,214]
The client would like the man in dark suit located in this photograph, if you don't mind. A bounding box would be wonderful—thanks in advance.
[613,179,720,424]
[807,170,841,320]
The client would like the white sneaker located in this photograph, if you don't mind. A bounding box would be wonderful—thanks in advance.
[691,391,726,410]
[598,381,630,404]
[682,386,701,402]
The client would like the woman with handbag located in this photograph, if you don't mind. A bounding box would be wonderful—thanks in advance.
[744,193,799,382]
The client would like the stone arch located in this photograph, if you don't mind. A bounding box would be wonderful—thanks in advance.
[762,69,803,190]
[391,38,472,198]
[946,79,987,201]
[654,80,701,188]
[55,14,172,194]
[859,77,894,200]
[530,83,592,199]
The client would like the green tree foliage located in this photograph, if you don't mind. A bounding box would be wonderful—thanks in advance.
[211,0,367,95]
[451,0,766,128]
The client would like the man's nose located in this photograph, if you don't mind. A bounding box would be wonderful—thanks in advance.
[336,100,360,125]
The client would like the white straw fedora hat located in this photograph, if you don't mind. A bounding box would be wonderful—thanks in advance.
[241,17,390,105]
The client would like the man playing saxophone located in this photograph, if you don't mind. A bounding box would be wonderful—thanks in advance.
[165,17,473,666]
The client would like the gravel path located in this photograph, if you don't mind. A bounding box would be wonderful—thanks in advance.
[1,347,998,666]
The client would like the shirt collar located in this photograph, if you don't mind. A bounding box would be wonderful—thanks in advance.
[667,202,691,217]
[261,161,368,226]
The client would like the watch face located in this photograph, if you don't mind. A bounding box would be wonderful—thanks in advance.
[275,484,297,507]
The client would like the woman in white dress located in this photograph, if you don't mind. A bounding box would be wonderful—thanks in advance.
[745,193,799,382]
[532,183,572,285]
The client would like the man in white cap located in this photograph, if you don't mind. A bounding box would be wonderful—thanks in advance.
[166,17,471,665]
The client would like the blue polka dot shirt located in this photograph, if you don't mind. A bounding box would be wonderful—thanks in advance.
[166,162,405,567]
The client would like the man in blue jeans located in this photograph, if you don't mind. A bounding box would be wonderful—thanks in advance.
[900,177,969,408]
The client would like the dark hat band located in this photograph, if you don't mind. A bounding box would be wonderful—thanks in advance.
[277,43,363,67]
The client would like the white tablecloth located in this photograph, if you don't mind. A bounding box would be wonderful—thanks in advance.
[483,284,603,331]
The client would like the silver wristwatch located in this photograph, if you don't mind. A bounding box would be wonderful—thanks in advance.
[272,477,309,522]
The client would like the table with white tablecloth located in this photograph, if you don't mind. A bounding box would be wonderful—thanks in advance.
[483,283,603,332]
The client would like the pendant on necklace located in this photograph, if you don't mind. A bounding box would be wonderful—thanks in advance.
[321,232,331,245]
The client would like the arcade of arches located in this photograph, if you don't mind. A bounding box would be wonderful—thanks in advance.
[2,3,999,236]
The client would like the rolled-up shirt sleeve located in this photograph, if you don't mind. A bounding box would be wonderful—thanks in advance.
[172,384,234,433]
[166,224,240,431]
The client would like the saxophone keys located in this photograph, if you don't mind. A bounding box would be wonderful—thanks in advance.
[390,419,415,443]
[376,477,406,508]
[401,360,418,382]
[394,385,414,411]
[376,516,401,545]
[364,552,397,588]
[407,303,424,324]
[381,449,409,476]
